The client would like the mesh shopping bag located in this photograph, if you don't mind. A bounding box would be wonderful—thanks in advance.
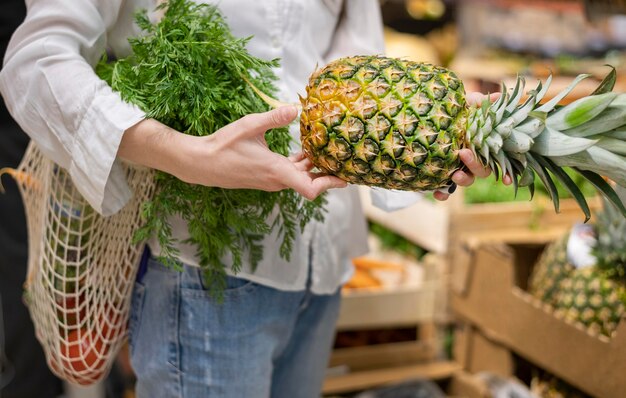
[11,142,156,385]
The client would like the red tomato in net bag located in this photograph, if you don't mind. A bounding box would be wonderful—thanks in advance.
[60,328,109,384]
[55,293,87,329]
[99,304,128,342]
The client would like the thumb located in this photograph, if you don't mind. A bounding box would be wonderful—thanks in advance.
[241,106,299,137]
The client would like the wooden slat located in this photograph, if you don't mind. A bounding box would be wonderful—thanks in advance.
[322,361,461,395]
[359,187,453,254]
[329,341,436,371]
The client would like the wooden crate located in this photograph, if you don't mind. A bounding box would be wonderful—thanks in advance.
[447,370,494,398]
[324,254,454,396]
[450,234,626,398]
[453,323,514,379]
[336,253,447,330]
[359,186,600,256]
[324,343,460,396]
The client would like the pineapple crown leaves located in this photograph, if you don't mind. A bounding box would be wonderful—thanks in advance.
[467,67,626,222]
[96,0,326,296]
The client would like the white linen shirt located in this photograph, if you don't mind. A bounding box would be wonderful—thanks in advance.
[0,0,386,294]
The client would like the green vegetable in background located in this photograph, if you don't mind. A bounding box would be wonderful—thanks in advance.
[368,222,427,260]
[464,167,597,204]
[96,0,325,295]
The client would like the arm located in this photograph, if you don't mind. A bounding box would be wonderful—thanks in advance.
[0,0,145,216]
[119,107,346,200]
[0,0,343,216]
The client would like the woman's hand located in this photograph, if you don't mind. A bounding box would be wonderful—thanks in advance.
[433,92,512,201]
[119,106,346,201]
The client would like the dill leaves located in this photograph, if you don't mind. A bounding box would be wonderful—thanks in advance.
[96,0,325,294]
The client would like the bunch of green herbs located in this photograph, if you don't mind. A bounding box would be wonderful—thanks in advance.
[96,0,325,294]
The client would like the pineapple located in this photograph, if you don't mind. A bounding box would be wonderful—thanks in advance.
[553,266,626,338]
[531,371,590,398]
[593,188,626,282]
[528,235,573,306]
[299,56,626,219]
[529,193,626,338]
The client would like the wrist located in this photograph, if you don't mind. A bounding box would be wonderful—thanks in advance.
[118,119,192,178]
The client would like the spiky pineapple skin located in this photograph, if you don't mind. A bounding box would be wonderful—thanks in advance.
[529,233,626,338]
[529,235,573,306]
[553,267,626,338]
[300,56,469,191]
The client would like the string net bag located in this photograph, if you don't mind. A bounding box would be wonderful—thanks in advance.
[11,142,156,385]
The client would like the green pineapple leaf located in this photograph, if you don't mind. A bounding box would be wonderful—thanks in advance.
[538,156,591,222]
[574,168,626,218]
[527,153,560,213]
[591,66,617,96]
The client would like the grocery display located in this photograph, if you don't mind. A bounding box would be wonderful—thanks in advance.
[593,189,626,281]
[528,195,626,338]
[530,368,591,398]
[552,266,625,337]
[324,1,626,395]
[3,1,626,397]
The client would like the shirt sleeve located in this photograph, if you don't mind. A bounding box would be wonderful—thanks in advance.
[323,0,386,62]
[0,0,146,216]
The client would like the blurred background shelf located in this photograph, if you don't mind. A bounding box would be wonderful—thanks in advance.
[323,1,626,396]
[323,360,461,396]
[450,233,626,398]
[359,186,601,258]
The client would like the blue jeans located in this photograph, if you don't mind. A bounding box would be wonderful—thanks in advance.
[128,257,341,398]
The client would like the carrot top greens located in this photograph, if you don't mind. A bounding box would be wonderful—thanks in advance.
[96,0,325,296]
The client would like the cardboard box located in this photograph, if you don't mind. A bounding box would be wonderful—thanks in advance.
[450,236,626,398]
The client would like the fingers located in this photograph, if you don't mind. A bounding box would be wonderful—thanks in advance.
[292,157,313,172]
[433,191,449,201]
[286,173,347,200]
[451,169,475,187]
[455,148,514,186]
[239,106,299,136]
[288,152,307,163]
[459,149,491,179]
[287,153,347,198]
[277,156,347,199]
[503,173,513,186]
[466,92,501,107]
[308,175,348,198]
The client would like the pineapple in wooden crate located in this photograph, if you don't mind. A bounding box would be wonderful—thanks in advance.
[529,191,626,338]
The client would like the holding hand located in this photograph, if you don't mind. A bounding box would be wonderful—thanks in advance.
[120,92,511,203]
[433,92,512,201]
[119,106,346,201]
[188,106,347,199]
